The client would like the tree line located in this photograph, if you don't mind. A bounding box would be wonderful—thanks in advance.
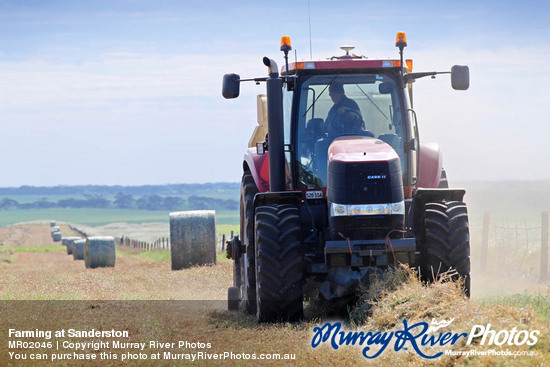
[0,193,238,211]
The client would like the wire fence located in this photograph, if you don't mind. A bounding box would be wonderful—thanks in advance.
[479,211,548,281]
[114,233,232,254]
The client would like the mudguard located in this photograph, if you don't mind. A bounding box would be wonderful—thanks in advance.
[243,148,270,193]
[418,142,443,188]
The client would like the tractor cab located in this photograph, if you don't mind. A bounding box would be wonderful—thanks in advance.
[287,61,413,190]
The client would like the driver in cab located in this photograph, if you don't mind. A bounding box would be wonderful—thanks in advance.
[325,81,365,138]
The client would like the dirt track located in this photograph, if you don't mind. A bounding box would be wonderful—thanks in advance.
[0,223,232,300]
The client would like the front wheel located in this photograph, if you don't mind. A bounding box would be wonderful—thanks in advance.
[419,201,471,297]
[239,171,258,314]
[255,204,303,323]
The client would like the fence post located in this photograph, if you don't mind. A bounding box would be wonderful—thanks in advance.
[481,211,490,271]
[541,211,548,281]
[222,234,226,253]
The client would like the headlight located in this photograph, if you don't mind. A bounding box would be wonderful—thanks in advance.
[330,201,405,216]
[330,203,348,216]
[391,202,404,215]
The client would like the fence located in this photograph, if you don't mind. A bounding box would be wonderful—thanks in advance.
[116,236,171,251]
[478,211,548,281]
[116,233,233,254]
[68,224,232,254]
[68,225,87,238]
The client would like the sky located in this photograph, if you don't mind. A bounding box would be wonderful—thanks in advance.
[0,0,549,186]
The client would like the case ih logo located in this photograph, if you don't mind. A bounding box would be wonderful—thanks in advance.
[367,175,387,180]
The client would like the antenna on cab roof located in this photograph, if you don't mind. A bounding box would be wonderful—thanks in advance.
[308,0,313,58]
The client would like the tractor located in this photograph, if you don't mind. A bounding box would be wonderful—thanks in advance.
[222,33,470,323]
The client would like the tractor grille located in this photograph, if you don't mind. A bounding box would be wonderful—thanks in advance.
[329,215,404,240]
[327,159,403,205]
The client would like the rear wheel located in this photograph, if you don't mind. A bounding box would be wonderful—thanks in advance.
[239,171,259,314]
[420,201,470,296]
[255,204,303,323]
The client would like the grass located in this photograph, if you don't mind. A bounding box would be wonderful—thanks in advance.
[216,224,239,237]
[0,208,239,227]
[116,246,232,264]
[0,245,64,253]
[482,293,550,322]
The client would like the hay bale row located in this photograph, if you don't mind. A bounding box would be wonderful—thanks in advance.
[51,225,61,242]
[169,210,216,270]
[48,223,115,268]
[58,234,116,268]
[62,236,81,255]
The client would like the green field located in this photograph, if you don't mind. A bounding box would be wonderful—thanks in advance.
[0,208,239,227]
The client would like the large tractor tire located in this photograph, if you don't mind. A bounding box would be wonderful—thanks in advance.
[255,204,303,323]
[420,201,470,296]
[238,171,259,314]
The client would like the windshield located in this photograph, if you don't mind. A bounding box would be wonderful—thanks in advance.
[295,73,406,188]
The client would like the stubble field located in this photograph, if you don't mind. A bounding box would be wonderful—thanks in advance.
[0,217,548,366]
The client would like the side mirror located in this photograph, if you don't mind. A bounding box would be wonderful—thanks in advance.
[222,73,240,99]
[451,65,469,90]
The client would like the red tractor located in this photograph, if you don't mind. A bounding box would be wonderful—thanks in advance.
[223,33,470,323]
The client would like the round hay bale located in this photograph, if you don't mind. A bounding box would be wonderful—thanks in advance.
[84,236,116,268]
[51,226,60,234]
[52,232,62,242]
[169,210,216,270]
[71,238,86,261]
[62,236,81,255]
[50,221,56,227]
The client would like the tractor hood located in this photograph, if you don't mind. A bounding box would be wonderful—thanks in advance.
[328,136,400,164]
[327,135,403,207]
